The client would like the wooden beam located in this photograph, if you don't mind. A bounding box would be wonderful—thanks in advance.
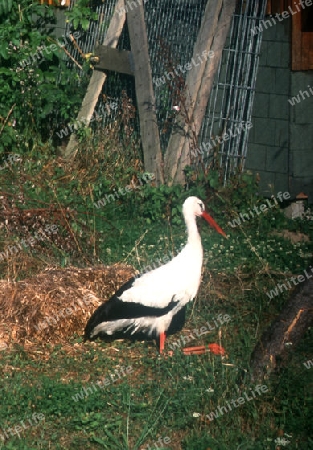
[164,0,236,185]
[64,0,126,159]
[250,270,313,380]
[193,0,237,139]
[164,0,224,184]
[302,32,313,70]
[93,45,134,76]
[126,0,164,185]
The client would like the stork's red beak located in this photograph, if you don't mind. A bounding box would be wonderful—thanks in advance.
[202,211,227,238]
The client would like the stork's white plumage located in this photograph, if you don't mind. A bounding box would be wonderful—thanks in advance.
[84,196,226,352]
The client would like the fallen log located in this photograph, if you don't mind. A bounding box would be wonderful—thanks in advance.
[250,269,313,380]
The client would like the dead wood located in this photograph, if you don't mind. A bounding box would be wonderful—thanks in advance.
[250,270,313,380]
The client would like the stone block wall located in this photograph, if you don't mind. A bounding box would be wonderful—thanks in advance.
[245,19,313,202]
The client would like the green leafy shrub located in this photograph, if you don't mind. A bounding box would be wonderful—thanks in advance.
[0,0,90,155]
[65,0,98,31]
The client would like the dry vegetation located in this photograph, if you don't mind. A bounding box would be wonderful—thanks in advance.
[0,264,135,351]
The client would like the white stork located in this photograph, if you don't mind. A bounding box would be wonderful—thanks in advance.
[84,196,226,352]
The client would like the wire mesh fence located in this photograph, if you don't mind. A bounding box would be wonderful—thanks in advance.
[199,0,267,182]
[60,0,267,182]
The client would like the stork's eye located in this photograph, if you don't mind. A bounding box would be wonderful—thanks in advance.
[198,202,204,212]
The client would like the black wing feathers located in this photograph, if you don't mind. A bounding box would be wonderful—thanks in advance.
[84,276,181,340]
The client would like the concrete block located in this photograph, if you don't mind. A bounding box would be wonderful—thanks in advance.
[290,123,313,150]
[274,172,289,193]
[291,71,311,90]
[277,19,290,42]
[254,118,276,145]
[284,201,305,219]
[280,42,290,68]
[269,94,289,119]
[289,177,313,203]
[255,67,276,94]
[245,143,267,171]
[266,147,288,173]
[252,93,270,118]
[292,150,313,178]
[275,120,289,147]
[267,42,285,67]
[258,40,268,63]
[290,72,313,123]
[262,20,277,40]
[275,68,290,95]
[294,94,313,123]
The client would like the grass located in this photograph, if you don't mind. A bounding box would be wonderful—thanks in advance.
[0,313,312,449]
[0,153,312,449]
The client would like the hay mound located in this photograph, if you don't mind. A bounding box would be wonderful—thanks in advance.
[0,264,135,350]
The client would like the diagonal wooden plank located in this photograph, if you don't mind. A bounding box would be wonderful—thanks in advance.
[193,0,237,133]
[173,0,237,185]
[163,0,223,184]
[164,0,236,185]
[126,0,164,184]
[93,45,134,76]
[184,0,224,112]
[65,0,126,158]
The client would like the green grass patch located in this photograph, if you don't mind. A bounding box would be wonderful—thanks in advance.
[0,157,312,449]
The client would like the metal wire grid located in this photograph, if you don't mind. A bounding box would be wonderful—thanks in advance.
[62,0,135,125]
[199,0,267,183]
[144,0,207,150]
[64,0,116,63]
[59,0,266,183]
[61,0,207,141]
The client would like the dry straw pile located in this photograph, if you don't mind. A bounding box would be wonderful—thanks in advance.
[0,264,135,351]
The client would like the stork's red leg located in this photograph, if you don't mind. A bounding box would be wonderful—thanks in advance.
[159,332,166,353]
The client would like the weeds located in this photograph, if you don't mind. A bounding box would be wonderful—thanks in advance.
[0,96,312,450]
[3,4,312,447]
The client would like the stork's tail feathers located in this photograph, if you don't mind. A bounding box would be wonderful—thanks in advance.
[84,301,110,341]
[84,277,137,341]
[84,275,186,342]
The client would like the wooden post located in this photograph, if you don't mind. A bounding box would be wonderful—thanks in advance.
[164,0,236,185]
[126,0,164,185]
[164,0,223,185]
[193,0,237,137]
[250,272,313,380]
[93,45,134,76]
[64,0,126,159]
[291,5,313,70]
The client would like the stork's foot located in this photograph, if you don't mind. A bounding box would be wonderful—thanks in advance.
[183,345,206,355]
[159,332,166,354]
[182,343,226,356]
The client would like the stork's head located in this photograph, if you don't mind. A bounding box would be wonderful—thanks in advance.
[183,196,226,238]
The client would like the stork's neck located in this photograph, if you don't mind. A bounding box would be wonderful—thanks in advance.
[185,214,202,247]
